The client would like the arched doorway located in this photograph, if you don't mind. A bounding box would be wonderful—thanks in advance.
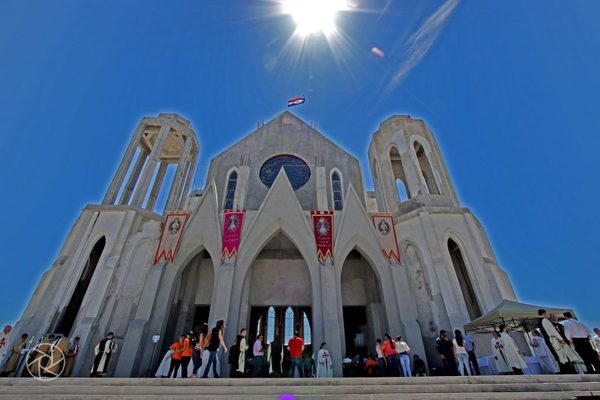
[241,231,313,363]
[56,236,106,336]
[448,239,481,320]
[341,249,384,358]
[163,250,214,350]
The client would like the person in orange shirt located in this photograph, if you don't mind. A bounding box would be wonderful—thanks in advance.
[381,333,400,376]
[181,332,194,378]
[168,335,185,378]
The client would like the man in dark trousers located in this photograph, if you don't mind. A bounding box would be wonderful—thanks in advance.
[563,312,600,373]
[435,330,457,375]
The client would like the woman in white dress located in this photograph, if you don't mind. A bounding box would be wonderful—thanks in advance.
[498,324,528,374]
[452,331,471,376]
[315,342,333,378]
[491,330,512,374]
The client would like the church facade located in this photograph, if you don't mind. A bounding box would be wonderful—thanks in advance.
[14,111,516,377]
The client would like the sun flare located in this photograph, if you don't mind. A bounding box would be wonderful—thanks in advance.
[282,0,348,37]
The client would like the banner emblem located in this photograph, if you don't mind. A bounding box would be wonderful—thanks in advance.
[370,213,400,263]
[311,211,334,265]
[154,211,190,264]
[222,210,246,262]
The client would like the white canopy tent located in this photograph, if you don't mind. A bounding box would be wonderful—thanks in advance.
[464,300,575,333]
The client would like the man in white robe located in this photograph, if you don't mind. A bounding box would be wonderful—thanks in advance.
[315,342,333,378]
[236,329,249,376]
[0,325,12,365]
[498,325,527,374]
[592,328,600,357]
[491,331,512,374]
[539,312,582,372]
[530,330,558,374]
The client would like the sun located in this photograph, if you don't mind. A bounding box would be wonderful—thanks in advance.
[282,0,348,37]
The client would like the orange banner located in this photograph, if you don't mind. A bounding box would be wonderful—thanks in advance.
[370,213,400,263]
[154,211,190,264]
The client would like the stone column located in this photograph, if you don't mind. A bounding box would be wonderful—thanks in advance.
[319,262,343,376]
[146,163,168,211]
[179,152,198,209]
[165,135,194,211]
[118,151,148,205]
[131,123,171,207]
[103,122,146,204]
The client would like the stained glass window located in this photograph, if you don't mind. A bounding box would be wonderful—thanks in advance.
[331,171,343,210]
[259,155,310,190]
[267,307,275,343]
[224,171,237,210]
[284,307,294,343]
[303,312,311,344]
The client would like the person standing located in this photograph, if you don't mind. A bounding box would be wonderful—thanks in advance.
[202,320,227,378]
[47,335,70,376]
[288,331,305,377]
[90,332,116,377]
[180,332,193,378]
[452,330,471,376]
[268,336,283,377]
[530,330,557,374]
[253,334,265,377]
[1,333,28,376]
[498,325,527,375]
[375,339,386,376]
[167,336,184,378]
[234,329,248,377]
[592,328,600,357]
[315,342,333,378]
[562,312,600,373]
[382,333,400,376]
[538,309,579,373]
[395,336,411,377]
[193,324,208,377]
[63,337,80,377]
[0,325,12,365]
[462,332,480,375]
[28,334,54,377]
[491,330,512,374]
[435,330,457,375]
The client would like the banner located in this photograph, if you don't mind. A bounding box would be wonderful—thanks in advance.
[311,211,334,265]
[370,213,401,263]
[221,210,246,261]
[154,211,190,264]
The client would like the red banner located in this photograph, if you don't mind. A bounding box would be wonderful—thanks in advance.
[154,211,190,264]
[221,210,246,261]
[370,213,400,263]
[311,211,334,265]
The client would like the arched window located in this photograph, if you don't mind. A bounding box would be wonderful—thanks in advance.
[224,170,237,210]
[256,315,263,337]
[303,312,311,344]
[55,236,106,336]
[389,146,410,201]
[266,306,275,343]
[448,239,481,320]
[414,142,440,195]
[331,171,343,210]
[284,307,294,343]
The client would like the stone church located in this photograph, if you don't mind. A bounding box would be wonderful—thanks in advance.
[14,111,516,377]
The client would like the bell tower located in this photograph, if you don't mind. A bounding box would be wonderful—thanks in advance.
[103,113,199,212]
[367,115,459,214]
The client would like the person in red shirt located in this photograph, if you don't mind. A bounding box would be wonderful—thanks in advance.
[168,335,185,378]
[381,333,400,377]
[180,332,194,378]
[287,331,305,377]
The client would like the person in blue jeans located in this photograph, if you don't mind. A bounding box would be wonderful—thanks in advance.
[395,336,412,377]
[287,331,305,377]
[202,320,227,378]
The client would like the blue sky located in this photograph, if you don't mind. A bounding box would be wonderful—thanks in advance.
[1,0,599,331]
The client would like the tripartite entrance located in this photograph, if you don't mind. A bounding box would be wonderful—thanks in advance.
[341,250,385,358]
[249,306,312,349]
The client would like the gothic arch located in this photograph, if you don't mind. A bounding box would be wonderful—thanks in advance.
[445,234,482,320]
[388,144,410,201]
[411,138,440,195]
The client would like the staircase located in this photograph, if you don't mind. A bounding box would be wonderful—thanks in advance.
[1,375,599,399]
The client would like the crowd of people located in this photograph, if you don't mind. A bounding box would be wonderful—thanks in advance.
[1,309,599,378]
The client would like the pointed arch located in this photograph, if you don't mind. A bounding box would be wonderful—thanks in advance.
[330,169,344,210]
[447,238,481,320]
[413,141,440,195]
[284,306,294,343]
[56,236,106,336]
[389,145,410,201]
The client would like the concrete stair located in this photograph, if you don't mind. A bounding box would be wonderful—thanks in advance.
[1,375,599,399]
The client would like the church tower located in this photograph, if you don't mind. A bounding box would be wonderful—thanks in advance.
[368,115,516,365]
[15,113,199,376]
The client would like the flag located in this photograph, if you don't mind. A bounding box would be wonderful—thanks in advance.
[311,211,334,265]
[288,97,305,107]
[370,213,400,263]
[221,210,246,262]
